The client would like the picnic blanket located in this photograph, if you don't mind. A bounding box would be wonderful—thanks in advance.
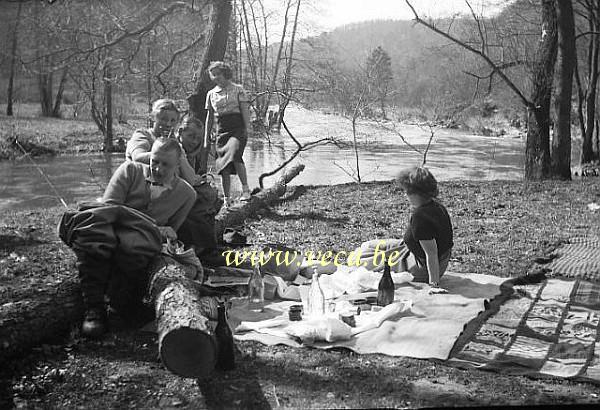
[449,274,600,384]
[229,272,506,360]
[541,237,600,281]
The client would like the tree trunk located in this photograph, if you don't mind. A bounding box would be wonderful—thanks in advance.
[187,0,233,175]
[0,278,83,363]
[277,0,302,132]
[215,163,305,240]
[187,0,232,121]
[525,0,557,180]
[148,255,220,378]
[6,1,23,116]
[52,69,68,118]
[103,60,114,152]
[146,46,153,115]
[550,0,575,180]
[580,2,600,164]
[39,67,54,117]
[0,255,222,378]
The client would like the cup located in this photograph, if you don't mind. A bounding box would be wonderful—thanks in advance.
[340,313,356,327]
[289,305,303,321]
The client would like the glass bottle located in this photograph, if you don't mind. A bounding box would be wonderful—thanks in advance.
[307,268,325,317]
[247,263,265,312]
[377,262,395,306]
[215,301,235,371]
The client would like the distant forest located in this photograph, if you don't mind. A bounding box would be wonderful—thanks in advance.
[1,0,598,178]
[0,0,540,123]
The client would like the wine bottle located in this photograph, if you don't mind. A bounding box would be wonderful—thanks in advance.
[377,262,395,306]
[215,301,235,371]
[307,268,325,317]
[247,263,264,312]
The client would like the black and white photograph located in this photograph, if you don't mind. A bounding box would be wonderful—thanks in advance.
[1,0,600,408]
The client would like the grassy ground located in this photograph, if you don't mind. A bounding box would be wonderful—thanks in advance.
[0,107,146,160]
[1,178,600,408]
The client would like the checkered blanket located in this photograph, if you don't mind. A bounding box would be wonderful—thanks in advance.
[449,275,600,384]
[542,237,600,281]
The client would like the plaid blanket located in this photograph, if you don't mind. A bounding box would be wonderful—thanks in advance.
[449,274,600,384]
[542,237,600,281]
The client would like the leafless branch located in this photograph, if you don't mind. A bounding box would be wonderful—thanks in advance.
[156,31,205,94]
[404,0,532,108]
[258,117,337,188]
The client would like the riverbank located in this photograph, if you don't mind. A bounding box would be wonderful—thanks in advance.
[0,103,525,161]
[0,111,144,160]
[1,179,600,408]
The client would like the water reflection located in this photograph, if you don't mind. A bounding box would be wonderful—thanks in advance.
[0,127,526,212]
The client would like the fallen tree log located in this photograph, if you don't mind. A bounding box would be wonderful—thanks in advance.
[148,254,226,378]
[215,163,305,239]
[0,166,305,365]
[0,277,82,363]
[0,254,226,378]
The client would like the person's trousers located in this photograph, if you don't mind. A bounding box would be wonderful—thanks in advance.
[75,249,152,310]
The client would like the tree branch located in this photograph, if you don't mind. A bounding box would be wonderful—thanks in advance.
[404,0,532,108]
[156,31,206,95]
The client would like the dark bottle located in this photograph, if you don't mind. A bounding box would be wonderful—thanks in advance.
[377,263,395,306]
[215,301,235,371]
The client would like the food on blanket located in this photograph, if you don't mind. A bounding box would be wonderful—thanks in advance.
[285,317,353,343]
[247,264,265,312]
[334,300,359,315]
[350,301,411,336]
[427,286,448,295]
[377,263,395,306]
[235,315,288,332]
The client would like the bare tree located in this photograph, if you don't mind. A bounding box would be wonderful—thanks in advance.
[551,0,576,179]
[404,0,569,180]
[187,0,233,174]
[6,0,23,116]
[575,0,600,163]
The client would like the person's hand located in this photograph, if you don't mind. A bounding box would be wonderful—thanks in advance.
[191,174,207,186]
[158,226,178,242]
[246,127,252,136]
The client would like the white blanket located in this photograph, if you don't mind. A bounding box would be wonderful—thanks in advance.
[230,272,506,360]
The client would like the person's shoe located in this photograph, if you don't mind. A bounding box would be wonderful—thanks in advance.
[223,197,230,208]
[81,308,108,339]
[240,190,252,201]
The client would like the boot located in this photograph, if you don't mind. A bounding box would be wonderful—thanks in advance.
[82,307,108,338]
[75,251,111,338]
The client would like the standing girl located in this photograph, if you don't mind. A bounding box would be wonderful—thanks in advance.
[204,61,252,207]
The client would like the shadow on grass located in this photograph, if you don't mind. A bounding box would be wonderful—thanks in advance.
[258,207,350,225]
[194,346,418,409]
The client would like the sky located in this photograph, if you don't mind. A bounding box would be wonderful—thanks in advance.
[314,0,508,30]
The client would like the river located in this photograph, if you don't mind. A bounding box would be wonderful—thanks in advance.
[0,109,526,212]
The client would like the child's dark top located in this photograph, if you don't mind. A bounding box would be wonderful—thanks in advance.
[403,200,453,262]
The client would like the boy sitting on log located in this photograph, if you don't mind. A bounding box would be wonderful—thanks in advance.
[59,138,196,338]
